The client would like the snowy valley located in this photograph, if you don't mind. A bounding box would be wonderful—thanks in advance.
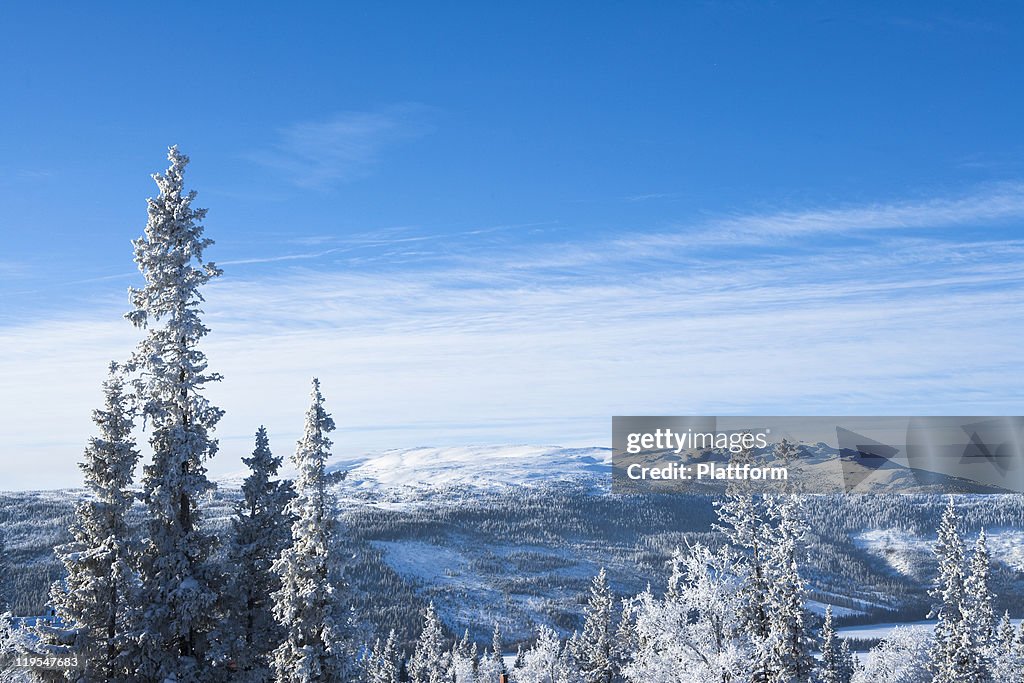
[5,444,1024,655]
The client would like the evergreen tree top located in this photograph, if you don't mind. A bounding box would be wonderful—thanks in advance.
[80,362,139,506]
[127,145,221,329]
[244,426,284,480]
[294,378,337,483]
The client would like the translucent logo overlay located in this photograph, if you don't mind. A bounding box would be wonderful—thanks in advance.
[611,416,1024,494]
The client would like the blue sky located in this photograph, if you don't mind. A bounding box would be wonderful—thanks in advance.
[2,2,1024,489]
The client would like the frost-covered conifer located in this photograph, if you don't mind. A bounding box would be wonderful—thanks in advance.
[409,603,450,683]
[572,568,614,683]
[478,653,502,683]
[125,146,223,681]
[818,606,853,683]
[41,364,141,682]
[219,427,294,682]
[514,626,572,683]
[714,443,773,678]
[837,640,856,683]
[365,629,402,683]
[715,442,816,683]
[990,611,1024,682]
[492,624,507,676]
[478,624,506,683]
[764,495,815,683]
[271,379,349,682]
[611,598,637,677]
[964,528,995,646]
[927,496,987,683]
[450,630,479,683]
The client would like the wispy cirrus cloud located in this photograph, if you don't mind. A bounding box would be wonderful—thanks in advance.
[617,182,1024,252]
[220,222,554,269]
[3,184,1024,489]
[250,104,436,188]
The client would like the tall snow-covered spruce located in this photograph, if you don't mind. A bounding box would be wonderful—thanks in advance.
[927,497,986,683]
[219,427,295,682]
[41,363,141,682]
[764,495,816,683]
[964,528,995,648]
[363,629,402,683]
[125,146,224,681]
[572,568,615,683]
[818,605,854,683]
[713,442,773,679]
[477,624,506,683]
[713,440,816,683]
[271,379,350,682]
[408,603,450,683]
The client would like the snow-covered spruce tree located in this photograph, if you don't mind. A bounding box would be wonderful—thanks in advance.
[964,529,996,647]
[478,624,506,683]
[991,611,1024,681]
[408,603,450,683]
[713,442,773,679]
[611,598,637,679]
[450,630,479,683]
[571,568,614,683]
[364,629,402,683]
[837,640,856,683]
[124,145,224,681]
[714,441,817,683]
[818,605,853,683]
[37,364,141,682]
[492,624,505,672]
[478,652,501,683]
[271,379,350,682]
[513,646,525,671]
[514,626,572,683]
[763,495,815,683]
[927,496,985,683]
[216,427,294,682]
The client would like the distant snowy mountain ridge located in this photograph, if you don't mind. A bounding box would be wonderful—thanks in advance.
[222,445,613,491]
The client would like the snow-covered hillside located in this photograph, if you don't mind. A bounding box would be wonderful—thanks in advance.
[224,445,613,492]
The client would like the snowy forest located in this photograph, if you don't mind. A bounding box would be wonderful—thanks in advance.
[1,148,1023,683]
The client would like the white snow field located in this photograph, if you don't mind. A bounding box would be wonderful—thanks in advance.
[837,618,1022,642]
[225,444,613,492]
